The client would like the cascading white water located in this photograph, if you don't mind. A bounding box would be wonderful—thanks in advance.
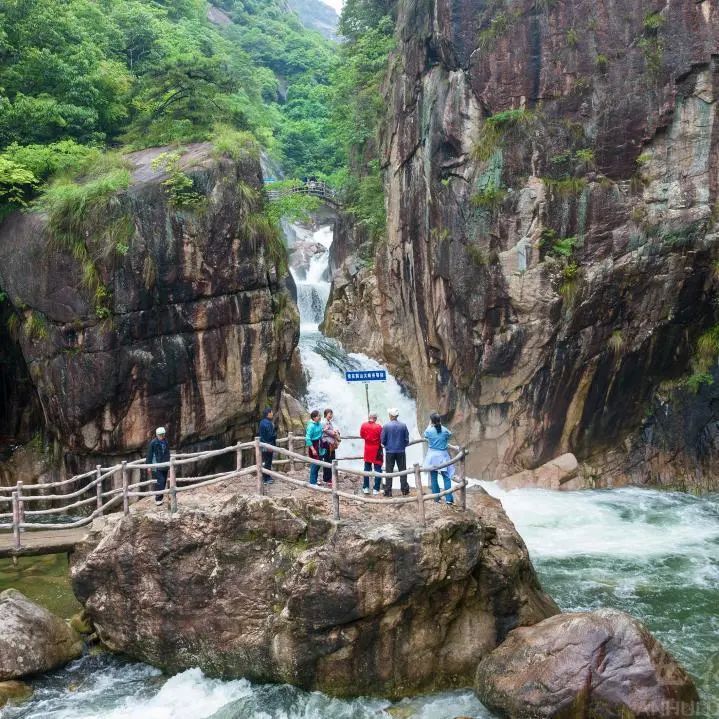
[289,222,423,469]
[7,222,719,719]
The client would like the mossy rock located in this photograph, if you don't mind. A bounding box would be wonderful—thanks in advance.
[70,610,93,635]
[0,680,32,707]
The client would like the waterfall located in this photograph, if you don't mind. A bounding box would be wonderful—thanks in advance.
[287,222,423,469]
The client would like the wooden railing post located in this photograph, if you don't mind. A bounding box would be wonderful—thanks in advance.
[331,459,340,521]
[255,437,265,496]
[95,465,103,515]
[11,491,20,551]
[288,432,295,472]
[122,461,129,515]
[16,481,24,529]
[235,442,242,477]
[459,448,467,510]
[169,458,177,514]
[414,464,426,527]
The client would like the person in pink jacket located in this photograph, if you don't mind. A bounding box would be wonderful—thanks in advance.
[360,412,383,495]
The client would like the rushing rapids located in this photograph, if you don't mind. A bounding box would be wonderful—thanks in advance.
[290,222,422,469]
[2,487,717,718]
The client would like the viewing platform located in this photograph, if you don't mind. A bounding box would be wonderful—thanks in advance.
[0,435,468,557]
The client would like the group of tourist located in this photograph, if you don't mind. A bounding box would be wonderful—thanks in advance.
[304,407,455,502]
[145,408,456,504]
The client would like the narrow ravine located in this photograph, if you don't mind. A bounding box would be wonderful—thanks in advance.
[288,220,423,469]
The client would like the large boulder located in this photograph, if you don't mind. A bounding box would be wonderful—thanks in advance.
[474,608,699,718]
[0,589,83,680]
[70,483,558,699]
[0,142,298,479]
[498,454,583,491]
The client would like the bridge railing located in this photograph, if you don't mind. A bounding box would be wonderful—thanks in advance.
[265,181,340,206]
[0,434,468,551]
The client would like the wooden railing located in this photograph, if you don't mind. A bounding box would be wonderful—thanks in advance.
[265,181,341,207]
[0,435,468,550]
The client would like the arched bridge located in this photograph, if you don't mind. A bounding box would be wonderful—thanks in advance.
[265,180,342,208]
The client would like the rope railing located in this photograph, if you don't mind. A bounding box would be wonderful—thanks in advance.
[0,431,469,552]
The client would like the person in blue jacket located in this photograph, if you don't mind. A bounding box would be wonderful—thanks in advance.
[146,426,170,506]
[305,410,323,485]
[423,413,454,504]
[258,407,277,484]
[381,408,410,497]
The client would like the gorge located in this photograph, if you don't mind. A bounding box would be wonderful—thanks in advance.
[324,0,719,491]
[1,0,718,717]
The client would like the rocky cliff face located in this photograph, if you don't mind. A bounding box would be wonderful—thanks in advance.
[325,0,719,487]
[0,144,298,479]
[70,483,558,699]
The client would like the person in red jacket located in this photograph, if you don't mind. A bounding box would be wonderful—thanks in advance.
[360,412,383,495]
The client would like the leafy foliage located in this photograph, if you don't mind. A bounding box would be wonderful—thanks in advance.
[473,108,536,163]
[0,0,350,215]
[151,151,204,209]
[34,153,133,317]
[471,181,507,210]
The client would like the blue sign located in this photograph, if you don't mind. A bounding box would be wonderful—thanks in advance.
[345,369,387,383]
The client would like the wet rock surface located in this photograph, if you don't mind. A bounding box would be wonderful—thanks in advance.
[324,0,719,489]
[70,482,558,699]
[0,589,83,680]
[474,608,699,719]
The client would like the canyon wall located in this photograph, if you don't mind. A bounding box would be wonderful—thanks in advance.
[325,0,719,487]
[0,144,298,480]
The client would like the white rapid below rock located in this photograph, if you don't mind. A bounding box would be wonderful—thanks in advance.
[288,221,423,470]
[2,656,490,719]
[479,482,719,715]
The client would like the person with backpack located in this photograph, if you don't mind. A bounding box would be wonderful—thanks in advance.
[380,408,410,497]
[321,408,341,484]
[258,407,277,484]
[424,412,455,504]
[359,412,383,495]
[146,426,170,506]
[305,409,323,485]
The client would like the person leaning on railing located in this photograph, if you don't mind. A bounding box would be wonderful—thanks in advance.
[146,426,170,506]
[424,413,454,505]
[305,410,323,485]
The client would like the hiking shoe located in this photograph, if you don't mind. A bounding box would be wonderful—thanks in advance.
[372,489,380,496]
[362,487,370,495]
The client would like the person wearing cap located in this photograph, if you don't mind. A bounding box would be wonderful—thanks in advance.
[359,412,383,495]
[146,426,170,506]
[258,407,277,484]
[380,408,410,497]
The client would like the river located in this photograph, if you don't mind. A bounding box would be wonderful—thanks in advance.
[2,222,717,718]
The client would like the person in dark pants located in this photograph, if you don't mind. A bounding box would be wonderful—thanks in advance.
[360,412,383,495]
[258,407,277,484]
[146,426,170,506]
[380,408,410,497]
[321,408,341,484]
